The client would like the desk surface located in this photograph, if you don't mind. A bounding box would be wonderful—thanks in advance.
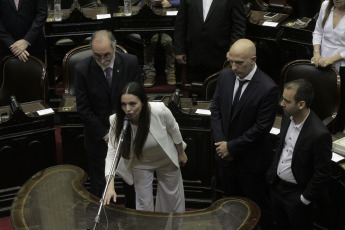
[11,165,260,230]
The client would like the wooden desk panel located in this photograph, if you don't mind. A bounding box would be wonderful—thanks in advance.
[11,165,260,230]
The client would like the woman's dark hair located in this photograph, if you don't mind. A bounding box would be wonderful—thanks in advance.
[112,82,150,160]
[322,1,334,28]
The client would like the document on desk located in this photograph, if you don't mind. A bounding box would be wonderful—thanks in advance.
[195,109,211,115]
[37,108,54,116]
[270,127,280,135]
[262,21,278,27]
[166,11,178,16]
[332,152,345,162]
[96,14,111,19]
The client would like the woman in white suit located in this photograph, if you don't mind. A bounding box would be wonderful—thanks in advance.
[104,82,188,212]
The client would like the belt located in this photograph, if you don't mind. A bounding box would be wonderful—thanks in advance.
[276,177,299,190]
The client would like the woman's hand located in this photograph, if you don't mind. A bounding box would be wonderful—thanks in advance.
[178,151,188,166]
[311,53,321,67]
[103,186,117,205]
[317,57,336,68]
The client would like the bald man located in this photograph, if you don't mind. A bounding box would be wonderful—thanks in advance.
[75,30,142,204]
[210,39,278,229]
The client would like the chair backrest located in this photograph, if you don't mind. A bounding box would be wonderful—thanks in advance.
[204,61,231,100]
[0,55,47,106]
[62,44,128,96]
[280,59,340,121]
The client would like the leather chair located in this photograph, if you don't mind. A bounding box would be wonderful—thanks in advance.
[0,55,48,106]
[266,0,293,15]
[184,61,231,100]
[61,44,128,96]
[279,59,340,129]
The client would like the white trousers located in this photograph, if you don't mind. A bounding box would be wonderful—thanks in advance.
[132,162,185,213]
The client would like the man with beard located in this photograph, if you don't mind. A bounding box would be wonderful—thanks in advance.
[267,79,332,229]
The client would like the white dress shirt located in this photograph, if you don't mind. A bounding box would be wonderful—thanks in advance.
[313,0,345,71]
[203,0,213,21]
[277,110,311,205]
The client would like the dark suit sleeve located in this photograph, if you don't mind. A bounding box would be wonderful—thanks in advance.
[130,55,143,84]
[75,64,109,140]
[0,7,15,47]
[173,0,187,55]
[210,74,227,142]
[229,0,246,44]
[302,130,332,201]
[24,0,47,45]
[227,85,278,155]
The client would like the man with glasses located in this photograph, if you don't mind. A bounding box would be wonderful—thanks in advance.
[75,30,142,207]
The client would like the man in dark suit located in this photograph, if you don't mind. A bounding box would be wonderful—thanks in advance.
[0,0,47,62]
[174,0,246,82]
[210,39,278,229]
[267,79,332,230]
[75,30,142,203]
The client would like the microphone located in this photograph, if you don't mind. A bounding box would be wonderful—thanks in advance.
[121,116,130,135]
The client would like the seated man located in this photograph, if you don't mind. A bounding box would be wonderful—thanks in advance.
[139,0,179,87]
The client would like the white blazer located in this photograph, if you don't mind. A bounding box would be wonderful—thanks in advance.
[105,102,186,185]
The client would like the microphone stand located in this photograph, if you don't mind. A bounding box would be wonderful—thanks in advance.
[92,120,128,230]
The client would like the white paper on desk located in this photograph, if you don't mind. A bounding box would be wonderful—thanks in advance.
[195,109,211,115]
[270,127,280,135]
[37,108,54,116]
[332,152,345,162]
[97,14,111,19]
[166,11,178,16]
[262,21,278,27]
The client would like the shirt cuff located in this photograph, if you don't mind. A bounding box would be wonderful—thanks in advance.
[300,194,311,205]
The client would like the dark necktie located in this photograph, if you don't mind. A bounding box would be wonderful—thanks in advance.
[105,67,112,87]
[232,80,248,112]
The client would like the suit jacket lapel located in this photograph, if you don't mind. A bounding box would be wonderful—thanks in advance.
[225,73,236,129]
[291,112,312,164]
[111,53,122,88]
[8,0,16,11]
[90,58,111,94]
[197,0,204,23]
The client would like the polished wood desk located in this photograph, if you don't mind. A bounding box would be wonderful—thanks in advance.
[11,165,260,230]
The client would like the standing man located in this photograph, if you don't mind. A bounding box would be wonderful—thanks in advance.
[210,39,278,229]
[174,0,246,82]
[267,79,332,230]
[75,30,142,203]
[0,0,47,62]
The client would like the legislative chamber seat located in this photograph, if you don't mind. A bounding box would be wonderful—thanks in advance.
[0,55,48,106]
[0,55,55,216]
[278,59,341,131]
[183,61,231,100]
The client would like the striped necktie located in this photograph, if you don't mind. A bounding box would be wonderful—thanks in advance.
[105,67,112,87]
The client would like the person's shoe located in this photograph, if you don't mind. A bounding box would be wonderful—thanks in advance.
[166,74,176,86]
[144,75,155,87]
